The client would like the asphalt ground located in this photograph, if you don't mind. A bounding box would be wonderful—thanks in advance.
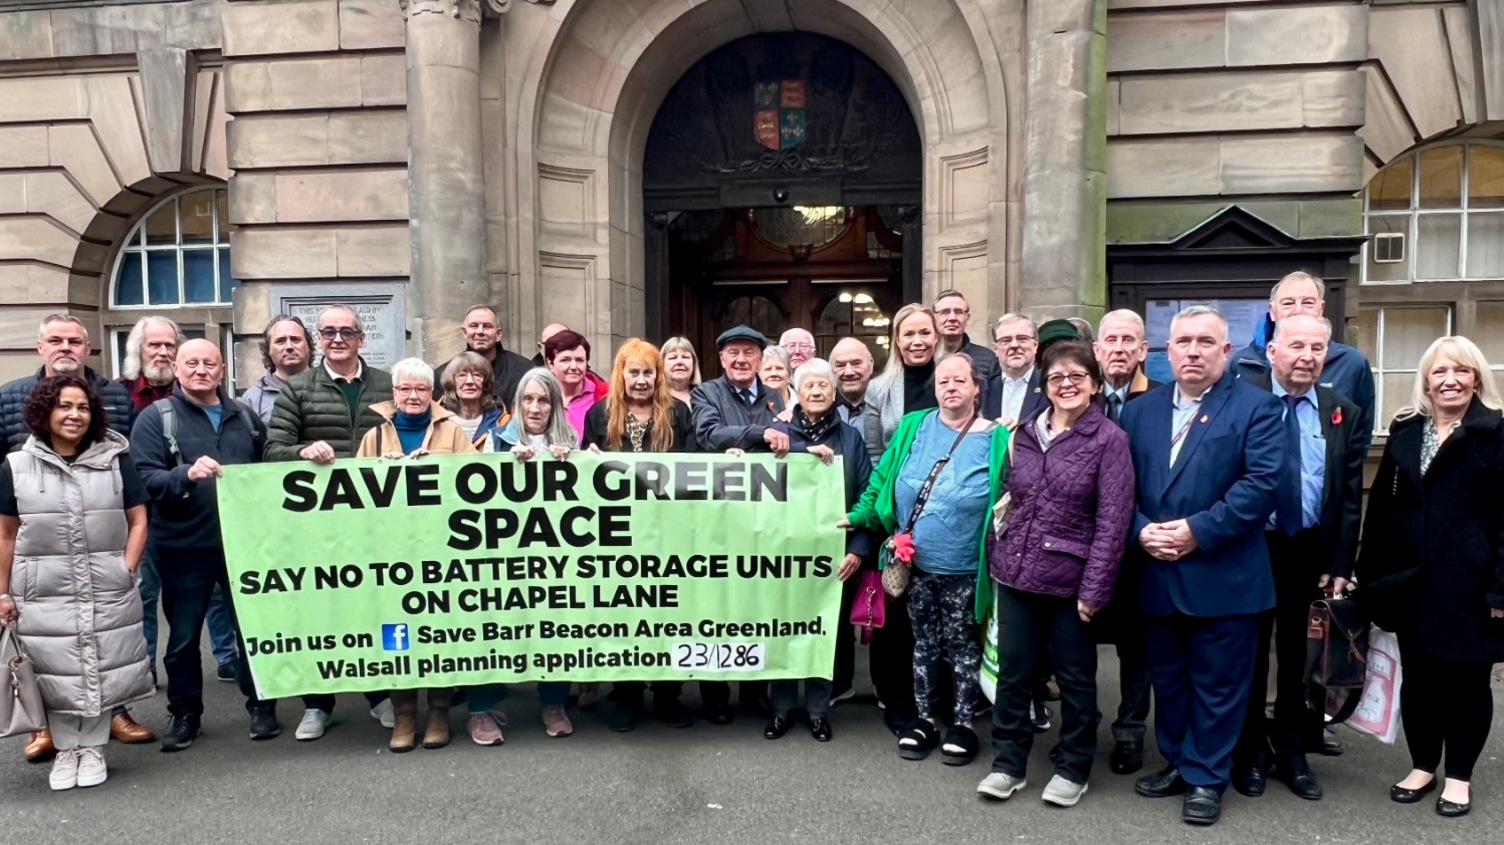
[2,642,1501,845]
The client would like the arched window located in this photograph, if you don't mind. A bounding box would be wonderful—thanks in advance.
[111,188,237,307]
[1363,142,1504,284]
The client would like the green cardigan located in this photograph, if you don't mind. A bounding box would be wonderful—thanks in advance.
[846,409,1010,622]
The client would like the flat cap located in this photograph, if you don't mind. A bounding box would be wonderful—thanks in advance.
[1036,319,1081,346]
[715,325,768,350]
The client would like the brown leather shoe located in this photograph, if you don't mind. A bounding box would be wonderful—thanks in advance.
[422,688,452,750]
[24,728,55,763]
[389,690,418,753]
[110,712,155,744]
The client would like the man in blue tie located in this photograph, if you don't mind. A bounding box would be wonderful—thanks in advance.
[1118,305,1284,826]
[1230,315,1366,801]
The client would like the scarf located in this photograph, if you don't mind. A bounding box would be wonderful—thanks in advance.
[790,405,840,446]
[393,407,432,455]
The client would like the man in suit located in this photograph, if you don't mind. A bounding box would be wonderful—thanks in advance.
[1119,305,1284,826]
[1091,308,1162,775]
[1230,315,1364,801]
[991,313,1046,425]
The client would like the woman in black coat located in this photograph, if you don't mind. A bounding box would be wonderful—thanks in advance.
[1356,335,1504,818]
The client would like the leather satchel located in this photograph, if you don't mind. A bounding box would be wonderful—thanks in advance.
[0,625,46,739]
[1306,597,1369,723]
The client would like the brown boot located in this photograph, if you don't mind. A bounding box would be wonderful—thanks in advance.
[422,688,452,749]
[389,689,418,753]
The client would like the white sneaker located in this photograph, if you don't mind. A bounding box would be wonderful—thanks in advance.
[294,708,330,740]
[977,772,1027,800]
[49,748,79,791]
[370,699,395,729]
[75,747,107,788]
[1042,774,1087,807]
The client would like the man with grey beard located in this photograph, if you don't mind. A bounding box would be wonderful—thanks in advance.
[119,316,184,412]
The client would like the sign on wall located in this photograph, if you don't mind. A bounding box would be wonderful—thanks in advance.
[276,282,407,369]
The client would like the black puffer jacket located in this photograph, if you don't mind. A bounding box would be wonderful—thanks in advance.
[264,361,392,461]
[0,366,136,455]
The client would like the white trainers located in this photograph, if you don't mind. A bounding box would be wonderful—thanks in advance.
[76,747,107,788]
[977,772,1027,800]
[370,699,395,729]
[294,708,330,740]
[49,748,80,791]
[1042,774,1087,807]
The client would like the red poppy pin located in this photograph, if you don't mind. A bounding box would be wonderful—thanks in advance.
[1199,415,1208,424]
[1331,407,1342,425]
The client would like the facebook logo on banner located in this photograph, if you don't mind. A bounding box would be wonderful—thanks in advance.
[381,624,410,651]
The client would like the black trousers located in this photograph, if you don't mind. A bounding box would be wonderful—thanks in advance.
[1111,623,1154,743]
[612,681,683,702]
[869,586,918,726]
[157,548,265,717]
[989,584,1099,782]
[1400,635,1495,781]
[832,574,859,695]
[1235,529,1323,764]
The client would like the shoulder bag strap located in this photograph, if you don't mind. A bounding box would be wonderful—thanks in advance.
[154,397,182,467]
[899,413,974,534]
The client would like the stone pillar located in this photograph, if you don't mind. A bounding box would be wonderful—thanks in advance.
[1018,0,1107,322]
[401,0,488,363]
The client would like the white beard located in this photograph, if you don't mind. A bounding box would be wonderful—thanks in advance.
[144,361,175,385]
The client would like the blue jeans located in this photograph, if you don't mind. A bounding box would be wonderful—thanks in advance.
[140,543,237,667]
[468,682,569,713]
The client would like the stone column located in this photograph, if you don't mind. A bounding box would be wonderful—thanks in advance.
[401,0,488,363]
[1018,0,1107,322]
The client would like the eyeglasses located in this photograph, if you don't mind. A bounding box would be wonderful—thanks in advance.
[935,308,969,318]
[318,327,363,340]
[395,385,432,396]
[994,335,1036,347]
[1046,372,1091,387]
[783,342,815,352]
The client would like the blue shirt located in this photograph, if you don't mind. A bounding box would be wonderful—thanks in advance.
[202,403,224,433]
[894,414,992,575]
[1272,380,1325,530]
[1169,385,1205,467]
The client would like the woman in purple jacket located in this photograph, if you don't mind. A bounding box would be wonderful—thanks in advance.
[976,340,1135,809]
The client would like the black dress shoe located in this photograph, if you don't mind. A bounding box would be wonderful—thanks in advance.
[1182,787,1222,826]
[1437,796,1471,818]
[1320,729,1344,756]
[1390,776,1438,804]
[809,717,832,742]
[608,700,642,733]
[653,697,693,728]
[1232,757,1266,797]
[705,701,734,725]
[1110,740,1144,775]
[763,715,792,740]
[1135,765,1187,798]
[1272,756,1322,800]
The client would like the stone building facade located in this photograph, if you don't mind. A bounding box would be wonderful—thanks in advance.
[0,0,1499,435]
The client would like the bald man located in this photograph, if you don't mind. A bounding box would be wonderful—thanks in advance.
[532,322,570,367]
[830,337,874,435]
[778,328,816,370]
[131,339,277,749]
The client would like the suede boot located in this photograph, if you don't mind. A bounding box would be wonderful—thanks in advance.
[389,689,419,753]
[423,688,452,749]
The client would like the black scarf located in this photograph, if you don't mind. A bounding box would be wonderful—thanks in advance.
[790,406,840,446]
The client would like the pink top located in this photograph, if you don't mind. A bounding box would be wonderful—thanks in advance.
[563,371,607,444]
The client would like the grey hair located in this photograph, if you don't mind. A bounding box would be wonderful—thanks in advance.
[390,357,435,388]
[762,345,792,372]
[511,367,577,446]
[1097,308,1146,342]
[1169,305,1228,343]
[1270,271,1326,304]
[1270,315,1333,345]
[791,358,836,394]
[992,313,1037,342]
[660,336,702,386]
[1067,317,1095,342]
[37,314,89,343]
[318,303,362,329]
[121,316,185,380]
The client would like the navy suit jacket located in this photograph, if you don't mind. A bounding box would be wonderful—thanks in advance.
[1118,373,1284,618]
[984,368,1047,422]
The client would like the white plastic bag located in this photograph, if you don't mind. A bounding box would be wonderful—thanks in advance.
[1345,627,1402,744]
[979,585,1000,703]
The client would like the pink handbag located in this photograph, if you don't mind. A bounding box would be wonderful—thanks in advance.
[850,571,886,644]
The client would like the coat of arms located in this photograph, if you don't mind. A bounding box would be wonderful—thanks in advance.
[754,79,807,151]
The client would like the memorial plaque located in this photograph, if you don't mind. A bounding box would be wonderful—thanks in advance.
[275,283,406,369]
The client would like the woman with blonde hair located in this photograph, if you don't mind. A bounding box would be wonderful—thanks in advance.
[661,336,702,407]
[438,351,507,450]
[582,339,696,730]
[1357,335,1504,818]
[863,304,941,464]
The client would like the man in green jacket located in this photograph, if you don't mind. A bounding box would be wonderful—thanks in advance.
[262,303,394,739]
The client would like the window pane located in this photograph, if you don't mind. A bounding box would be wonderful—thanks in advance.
[1385,306,1450,369]
[115,253,144,306]
[1355,306,1378,364]
[1368,157,1413,211]
[1469,146,1504,209]
[1466,212,1504,279]
[1419,146,1464,209]
[216,190,230,242]
[217,248,240,303]
[1474,302,1504,364]
[1365,215,1409,282]
[145,199,176,246]
[183,250,215,302]
[1381,373,1416,430]
[147,251,178,305]
[1415,213,1462,279]
[181,191,214,244]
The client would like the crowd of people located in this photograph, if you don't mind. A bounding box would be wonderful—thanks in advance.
[1,272,1501,827]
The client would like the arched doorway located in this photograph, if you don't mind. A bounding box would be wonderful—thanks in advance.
[641,33,921,375]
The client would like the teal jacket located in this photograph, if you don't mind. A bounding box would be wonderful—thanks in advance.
[846,409,1009,622]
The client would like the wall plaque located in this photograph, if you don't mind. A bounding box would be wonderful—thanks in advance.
[275,282,407,369]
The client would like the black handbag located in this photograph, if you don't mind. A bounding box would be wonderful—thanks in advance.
[1305,597,1369,723]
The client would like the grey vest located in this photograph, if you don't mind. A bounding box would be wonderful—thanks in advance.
[7,431,153,716]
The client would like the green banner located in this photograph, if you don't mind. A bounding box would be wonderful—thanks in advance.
[218,452,847,699]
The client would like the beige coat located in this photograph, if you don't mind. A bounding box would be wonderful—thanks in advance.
[357,401,476,458]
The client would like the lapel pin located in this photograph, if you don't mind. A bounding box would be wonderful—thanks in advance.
[1331,407,1342,425]
[1200,415,1209,424]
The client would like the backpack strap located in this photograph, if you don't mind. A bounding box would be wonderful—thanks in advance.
[153,397,183,468]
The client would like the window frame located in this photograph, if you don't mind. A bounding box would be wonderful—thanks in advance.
[108,188,235,310]
[1361,141,1504,286]
[1362,303,1454,435]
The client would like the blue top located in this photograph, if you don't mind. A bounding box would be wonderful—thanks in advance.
[202,403,224,433]
[894,413,993,575]
[393,408,431,455]
[1272,380,1325,530]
